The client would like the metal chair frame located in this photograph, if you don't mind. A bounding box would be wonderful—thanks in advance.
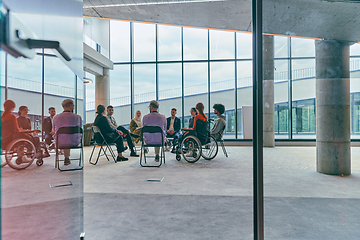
[55,126,83,171]
[216,125,228,158]
[140,126,166,167]
[88,126,117,165]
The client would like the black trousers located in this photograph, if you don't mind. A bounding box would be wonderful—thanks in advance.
[44,133,54,145]
[166,131,180,147]
[116,126,135,151]
[113,136,125,153]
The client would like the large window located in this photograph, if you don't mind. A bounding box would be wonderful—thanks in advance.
[100,21,360,140]
[158,25,181,61]
[134,23,156,62]
[110,21,130,62]
[183,28,208,60]
[158,63,182,122]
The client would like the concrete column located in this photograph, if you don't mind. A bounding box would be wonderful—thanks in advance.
[263,35,275,147]
[95,68,110,108]
[316,39,350,175]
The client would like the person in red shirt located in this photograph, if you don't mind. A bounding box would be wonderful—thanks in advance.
[1,100,40,150]
[174,102,208,153]
[2,100,21,147]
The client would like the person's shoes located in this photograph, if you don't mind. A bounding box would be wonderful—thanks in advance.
[130,151,139,157]
[64,158,71,165]
[48,143,55,150]
[144,147,149,154]
[155,154,160,162]
[171,148,177,154]
[130,133,140,138]
[116,156,128,162]
[164,146,169,152]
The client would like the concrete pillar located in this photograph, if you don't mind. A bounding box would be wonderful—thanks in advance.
[263,35,275,147]
[95,68,110,109]
[316,39,351,175]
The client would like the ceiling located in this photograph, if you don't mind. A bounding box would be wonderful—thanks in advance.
[83,0,360,42]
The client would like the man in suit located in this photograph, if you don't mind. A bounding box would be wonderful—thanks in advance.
[43,107,56,147]
[166,108,181,153]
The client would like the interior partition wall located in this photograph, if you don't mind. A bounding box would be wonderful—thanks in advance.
[86,18,360,140]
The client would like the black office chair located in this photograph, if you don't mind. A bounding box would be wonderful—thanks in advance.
[55,126,83,171]
[140,126,166,167]
[88,126,117,165]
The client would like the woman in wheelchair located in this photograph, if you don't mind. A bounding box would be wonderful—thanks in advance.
[173,102,218,163]
[2,100,49,169]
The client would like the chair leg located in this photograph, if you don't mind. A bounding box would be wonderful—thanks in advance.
[140,144,144,166]
[220,140,228,157]
[89,145,98,165]
[55,148,59,168]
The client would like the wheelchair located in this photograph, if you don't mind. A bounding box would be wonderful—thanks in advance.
[174,119,218,163]
[2,130,50,170]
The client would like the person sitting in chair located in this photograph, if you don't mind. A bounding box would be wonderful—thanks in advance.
[94,104,128,162]
[2,100,42,155]
[188,107,197,128]
[16,105,41,150]
[106,105,139,157]
[53,99,82,166]
[43,107,56,148]
[210,104,226,140]
[130,110,142,143]
[142,100,167,162]
[166,108,181,153]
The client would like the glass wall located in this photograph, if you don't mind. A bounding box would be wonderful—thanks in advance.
[1,4,84,239]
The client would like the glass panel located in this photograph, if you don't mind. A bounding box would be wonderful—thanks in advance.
[274,59,289,138]
[183,27,208,60]
[350,42,360,56]
[134,64,156,115]
[76,76,84,117]
[158,25,181,61]
[6,55,42,130]
[237,61,252,138]
[237,32,252,59]
[291,59,315,139]
[210,30,235,60]
[85,73,96,118]
[291,37,315,58]
[110,64,131,125]
[44,56,76,99]
[274,36,288,58]
[158,63,182,124]
[133,23,156,62]
[210,62,235,139]
[184,62,208,127]
[1,52,5,87]
[110,21,130,62]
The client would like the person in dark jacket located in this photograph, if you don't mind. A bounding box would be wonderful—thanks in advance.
[188,107,197,128]
[43,107,56,146]
[93,105,128,162]
[166,108,181,153]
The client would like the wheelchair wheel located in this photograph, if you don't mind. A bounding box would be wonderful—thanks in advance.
[181,135,202,163]
[201,135,218,160]
[5,138,36,170]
